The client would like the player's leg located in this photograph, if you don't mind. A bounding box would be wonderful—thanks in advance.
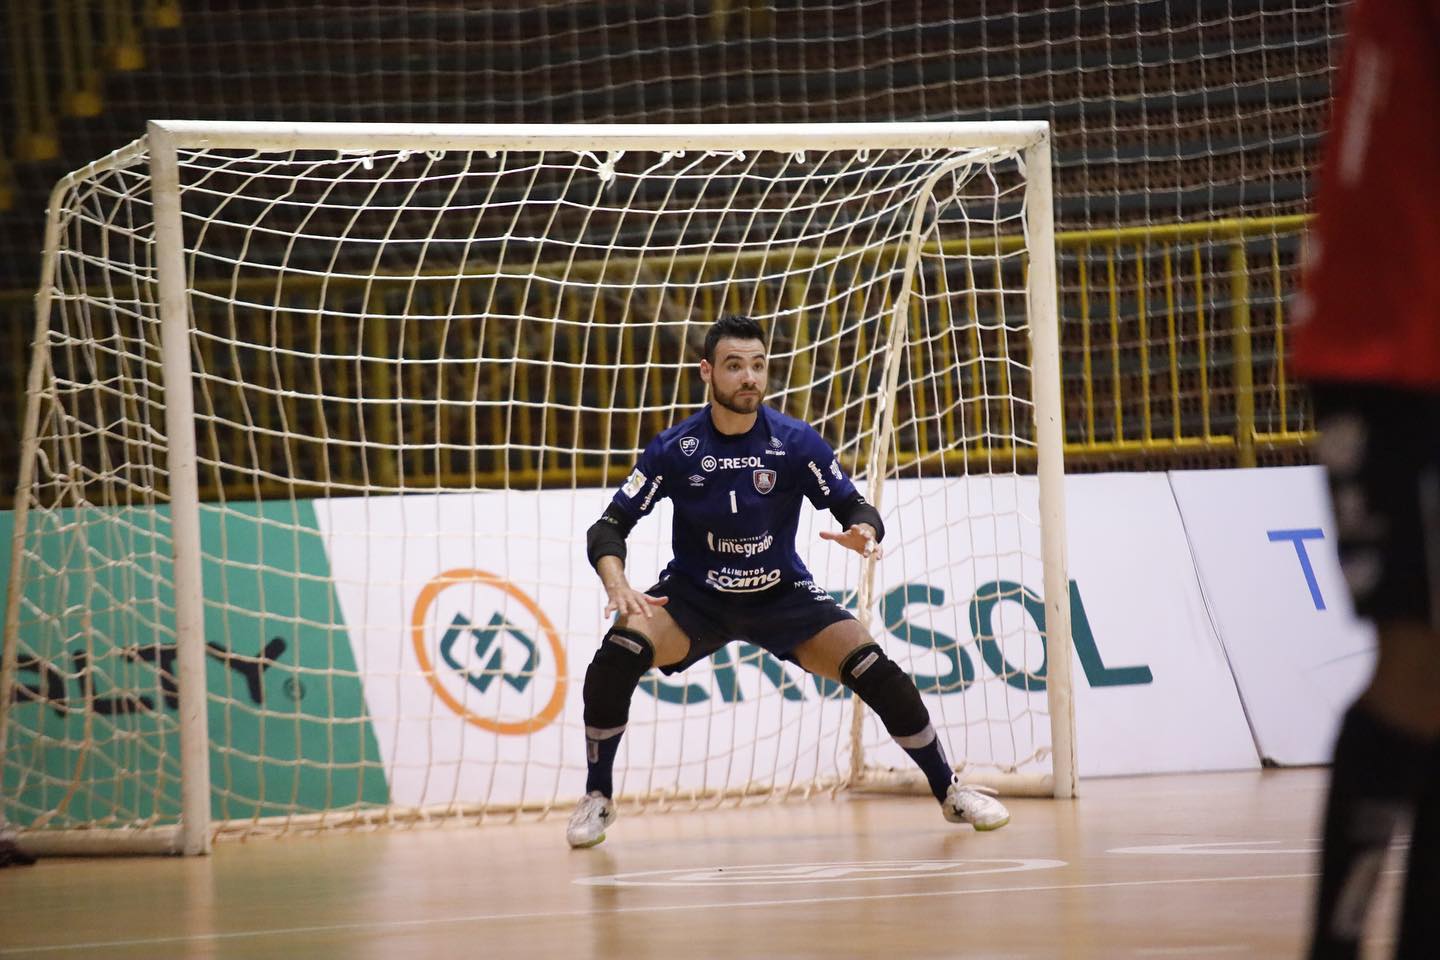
[1310,622,1440,959]
[792,616,1008,830]
[1396,738,1440,958]
[794,619,955,801]
[582,605,691,797]
[568,602,691,848]
[1307,384,1440,958]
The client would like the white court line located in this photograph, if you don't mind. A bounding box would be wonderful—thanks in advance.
[0,868,1362,956]
[1110,840,1321,856]
[1110,838,1410,856]
[578,857,1066,886]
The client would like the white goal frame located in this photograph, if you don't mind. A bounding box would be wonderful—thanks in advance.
[1,121,1074,856]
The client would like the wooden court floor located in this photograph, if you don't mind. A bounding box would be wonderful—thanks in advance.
[0,768,1407,959]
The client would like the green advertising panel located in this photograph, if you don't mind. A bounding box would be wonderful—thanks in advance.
[1,501,389,829]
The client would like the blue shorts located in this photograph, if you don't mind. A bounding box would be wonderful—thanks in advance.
[645,574,857,675]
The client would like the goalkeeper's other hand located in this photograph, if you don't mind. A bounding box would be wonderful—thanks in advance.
[819,523,881,559]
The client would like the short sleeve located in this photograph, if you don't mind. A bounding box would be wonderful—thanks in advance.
[610,435,668,519]
[797,426,858,509]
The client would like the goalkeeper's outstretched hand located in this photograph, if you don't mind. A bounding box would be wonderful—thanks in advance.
[603,583,669,620]
[819,523,880,559]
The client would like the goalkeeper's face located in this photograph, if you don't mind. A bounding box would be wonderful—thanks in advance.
[703,337,768,415]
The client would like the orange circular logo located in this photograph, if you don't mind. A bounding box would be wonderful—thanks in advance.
[410,569,568,735]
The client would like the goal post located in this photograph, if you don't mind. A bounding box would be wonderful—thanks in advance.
[151,122,215,856]
[1,121,1072,854]
[1024,137,1078,802]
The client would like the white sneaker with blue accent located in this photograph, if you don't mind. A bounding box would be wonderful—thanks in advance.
[942,779,1010,831]
[566,791,617,848]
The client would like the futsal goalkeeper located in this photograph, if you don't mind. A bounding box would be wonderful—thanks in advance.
[566,314,1009,847]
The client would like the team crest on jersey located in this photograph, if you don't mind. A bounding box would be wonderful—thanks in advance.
[679,436,699,457]
[753,468,777,494]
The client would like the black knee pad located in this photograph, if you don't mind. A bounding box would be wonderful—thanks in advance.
[840,643,931,742]
[582,626,656,729]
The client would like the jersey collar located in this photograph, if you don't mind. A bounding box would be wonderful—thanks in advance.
[705,403,772,443]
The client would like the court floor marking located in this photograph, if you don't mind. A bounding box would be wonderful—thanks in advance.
[0,868,1371,956]
[1109,838,1409,856]
[577,857,1066,886]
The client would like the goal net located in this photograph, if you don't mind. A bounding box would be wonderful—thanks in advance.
[0,122,1070,854]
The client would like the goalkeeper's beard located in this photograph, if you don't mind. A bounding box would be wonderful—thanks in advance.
[711,382,763,415]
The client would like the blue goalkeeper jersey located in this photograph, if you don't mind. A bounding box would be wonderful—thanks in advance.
[610,405,859,596]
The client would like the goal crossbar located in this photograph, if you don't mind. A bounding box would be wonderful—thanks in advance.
[148,120,1053,153]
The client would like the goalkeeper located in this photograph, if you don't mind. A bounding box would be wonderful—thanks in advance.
[566,314,1009,847]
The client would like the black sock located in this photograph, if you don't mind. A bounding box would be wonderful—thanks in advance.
[1309,704,1432,960]
[1397,739,1440,958]
[896,727,956,803]
[584,728,625,798]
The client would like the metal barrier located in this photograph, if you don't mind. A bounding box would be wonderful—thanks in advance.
[0,215,1314,506]
[1057,215,1312,468]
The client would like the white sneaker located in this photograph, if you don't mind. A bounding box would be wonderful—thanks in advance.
[566,791,616,848]
[942,779,1010,831]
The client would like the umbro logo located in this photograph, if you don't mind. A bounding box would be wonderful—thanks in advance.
[688,474,706,487]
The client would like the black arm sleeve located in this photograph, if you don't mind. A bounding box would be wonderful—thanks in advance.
[586,503,638,570]
[830,492,885,543]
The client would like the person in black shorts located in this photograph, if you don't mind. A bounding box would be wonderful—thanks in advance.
[565,314,1011,847]
[1292,2,1440,953]
[1304,386,1440,958]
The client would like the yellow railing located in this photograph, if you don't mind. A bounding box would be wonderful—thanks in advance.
[1,215,1314,507]
[1054,214,1313,467]
[4,0,182,172]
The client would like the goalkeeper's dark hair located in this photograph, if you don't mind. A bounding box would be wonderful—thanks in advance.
[702,314,767,363]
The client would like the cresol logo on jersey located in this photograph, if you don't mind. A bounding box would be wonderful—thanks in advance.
[410,569,568,734]
[704,455,764,472]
